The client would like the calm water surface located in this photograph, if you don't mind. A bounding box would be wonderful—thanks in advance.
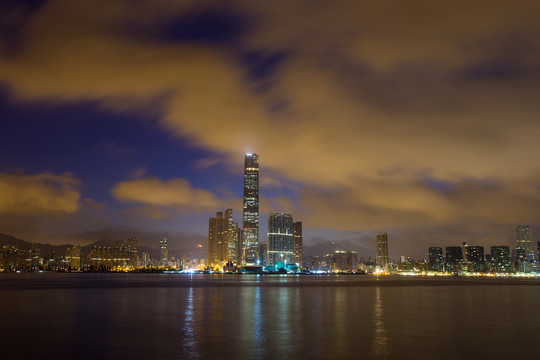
[1,273,539,359]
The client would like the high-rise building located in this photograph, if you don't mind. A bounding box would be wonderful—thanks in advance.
[267,213,294,267]
[224,209,241,264]
[293,221,303,267]
[208,209,241,266]
[65,246,81,270]
[126,237,138,267]
[428,247,444,272]
[376,233,389,271]
[490,246,512,273]
[242,153,259,265]
[465,246,485,272]
[160,238,168,262]
[445,246,463,272]
[516,225,535,273]
[516,225,535,261]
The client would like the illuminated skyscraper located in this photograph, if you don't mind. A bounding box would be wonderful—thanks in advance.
[160,238,168,262]
[293,221,303,267]
[428,247,444,272]
[267,213,294,267]
[516,225,535,261]
[242,153,259,265]
[376,233,389,271]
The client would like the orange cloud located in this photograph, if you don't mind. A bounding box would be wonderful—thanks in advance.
[0,172,80,214]
[111,177,223,210]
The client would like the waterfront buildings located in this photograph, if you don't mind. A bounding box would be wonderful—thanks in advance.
[445,246,463,272]
[208,209,241,266]
[428,247,444,272]
[516,225,535,272]
[267,213,295,267]
[329,250,358,272]
[127,237,138,266]
[490,246,512,273]
[376,232,389,271]
[242,153,259,265]
[465,245,485,272]
[65,246,81,269]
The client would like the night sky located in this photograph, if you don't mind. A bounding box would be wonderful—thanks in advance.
[2,0,540,259]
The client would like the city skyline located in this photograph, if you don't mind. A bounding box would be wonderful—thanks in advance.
[3,1,540,259]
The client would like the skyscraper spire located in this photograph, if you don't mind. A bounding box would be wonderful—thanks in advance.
[242,153,259,264]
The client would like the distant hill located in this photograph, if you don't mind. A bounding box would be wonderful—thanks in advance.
[0,233,160,259]
[0,233,31,248]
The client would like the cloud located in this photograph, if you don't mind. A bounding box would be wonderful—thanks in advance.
[193,157,220,169]
[2,0,540,238]
[111,177,224,210]
[0,171,80,214]
[82,198,105,212]
[296,174,540,232]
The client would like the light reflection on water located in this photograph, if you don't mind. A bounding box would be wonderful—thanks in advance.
[371,286,388,360]
[0,274,539,359]
[182,286,197,358]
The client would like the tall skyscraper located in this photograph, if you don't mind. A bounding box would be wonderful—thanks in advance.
[160,238,168,262]
[208,217,217,264]
[516,225,535,262]
[267,213,294,267]
[242,153,259,265]
[490,246,512,273]
[293,221,303,267]
[208,209,241,266]
[376,233,389,271]
[428,247,444,272]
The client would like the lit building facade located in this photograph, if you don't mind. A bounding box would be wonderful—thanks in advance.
[428,247,444,272]
[490,246,512,273]
[330,250,358,272]
[225,209,241,264]
[516,225,535,270]
[242,154,259,265]
[465,245,485,272]
[208,209,241,266]
[160,238,168,262]
[293,221,303,267]
[376,232,389,271]
[127,237,138,266]
[267,213,294,267]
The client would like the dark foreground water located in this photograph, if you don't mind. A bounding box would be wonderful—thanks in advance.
[1,274,539,360]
